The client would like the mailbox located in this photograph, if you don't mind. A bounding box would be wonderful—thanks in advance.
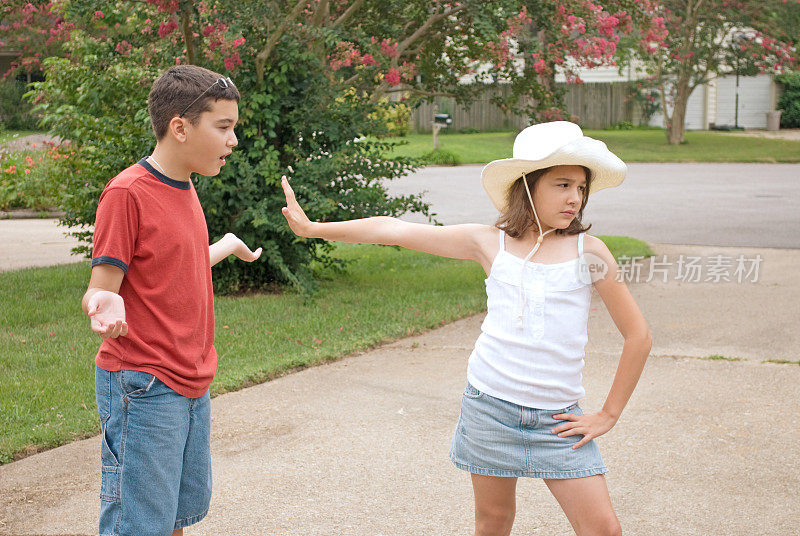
[434,113,452,127]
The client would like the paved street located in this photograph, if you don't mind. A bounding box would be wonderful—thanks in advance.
[1,163,798,273]
[385,163,800,248]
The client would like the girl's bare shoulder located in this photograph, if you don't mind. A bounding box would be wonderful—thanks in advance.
[582,233,615,261]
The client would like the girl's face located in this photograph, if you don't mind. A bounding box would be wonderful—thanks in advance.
[531,165,587,232]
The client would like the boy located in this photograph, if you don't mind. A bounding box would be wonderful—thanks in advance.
[81,65,261,536]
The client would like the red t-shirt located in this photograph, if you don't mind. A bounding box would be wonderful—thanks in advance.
[91,158,216,398]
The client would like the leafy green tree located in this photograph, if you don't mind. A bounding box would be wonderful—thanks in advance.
[28,0,642,291]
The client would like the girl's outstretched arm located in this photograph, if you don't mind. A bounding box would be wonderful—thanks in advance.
[281,176,496,269]
[551,235,652,449]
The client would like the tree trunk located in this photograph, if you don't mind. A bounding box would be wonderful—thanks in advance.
[666,76,692,145]
[180,2,196,65]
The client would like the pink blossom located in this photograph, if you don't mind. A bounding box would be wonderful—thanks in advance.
[384,67,401,86]
[361,53,376,66]
[115,40,132,56]
[158,19,178,38]
[380,39,398,58]
[93,10,103,19]
[223,52,242,70]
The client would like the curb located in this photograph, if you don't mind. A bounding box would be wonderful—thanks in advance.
[0,209,65,220]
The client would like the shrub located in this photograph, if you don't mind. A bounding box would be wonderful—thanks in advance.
[421,148,460,166]
[370,99,411,138]
[32,31,430,293]
[0,143,66,211]
[776,72,800,128]
[605,120,635,130]
[0,78,40,131]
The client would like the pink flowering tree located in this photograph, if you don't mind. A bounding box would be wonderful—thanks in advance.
[617,0,800,145]
[316,1,646,119]
[25,0,647,291]
[0,1,72,79]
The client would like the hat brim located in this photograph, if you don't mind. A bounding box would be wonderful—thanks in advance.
[480,137,626,212]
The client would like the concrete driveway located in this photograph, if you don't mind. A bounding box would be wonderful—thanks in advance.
[1,243,799,535]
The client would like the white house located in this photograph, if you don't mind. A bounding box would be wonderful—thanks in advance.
[554,62,782,130]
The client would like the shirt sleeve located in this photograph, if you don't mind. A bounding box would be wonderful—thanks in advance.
[91,187,139,274]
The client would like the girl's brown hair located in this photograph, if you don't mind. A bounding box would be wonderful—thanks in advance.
[495,165,593,238]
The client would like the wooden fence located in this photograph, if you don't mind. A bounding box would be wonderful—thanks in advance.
[409,82,641,133]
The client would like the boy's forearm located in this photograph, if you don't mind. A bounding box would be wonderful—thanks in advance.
[309,216,400,244]
[208,234,234,266]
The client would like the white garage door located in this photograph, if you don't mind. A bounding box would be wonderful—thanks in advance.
[714,74,773,128]
[647,83,706,130]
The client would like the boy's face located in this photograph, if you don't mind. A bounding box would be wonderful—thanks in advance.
[184,98,239,177]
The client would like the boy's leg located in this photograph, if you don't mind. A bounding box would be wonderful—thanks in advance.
[97,367,192,536]
[544,475,621,536]
[471,474,517,536]
[173,390,212,531]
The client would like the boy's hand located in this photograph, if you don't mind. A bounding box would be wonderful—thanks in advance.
[280,175,316,237]
[223,233,262,262]
[86,290,128,339]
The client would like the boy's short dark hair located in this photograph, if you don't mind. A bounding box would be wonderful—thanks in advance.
[148,65,240,140]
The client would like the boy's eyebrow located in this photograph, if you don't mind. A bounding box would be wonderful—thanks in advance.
[215,118,236,125]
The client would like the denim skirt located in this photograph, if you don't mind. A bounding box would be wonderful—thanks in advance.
[449,382,608,479]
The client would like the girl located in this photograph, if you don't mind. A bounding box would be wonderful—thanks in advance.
[280,121,652,536]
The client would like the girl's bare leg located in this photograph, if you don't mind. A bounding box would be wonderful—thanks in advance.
[544,474,621,536]
[471,474,517,536]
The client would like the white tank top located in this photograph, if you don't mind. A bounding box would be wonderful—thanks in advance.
[466,230,592,409]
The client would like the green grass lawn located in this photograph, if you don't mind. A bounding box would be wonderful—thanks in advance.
[0,237,650,464]
[386,129,800,164]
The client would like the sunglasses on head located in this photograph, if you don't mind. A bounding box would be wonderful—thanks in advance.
[178,77,235,118]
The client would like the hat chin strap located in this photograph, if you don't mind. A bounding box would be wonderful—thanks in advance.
[517,175,557,328]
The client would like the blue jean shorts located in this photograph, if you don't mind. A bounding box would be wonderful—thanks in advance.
[449,382,608,479]
[95,366,212,536]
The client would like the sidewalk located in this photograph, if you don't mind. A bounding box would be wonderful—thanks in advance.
[1,242,798,535]
[0,219,84,273]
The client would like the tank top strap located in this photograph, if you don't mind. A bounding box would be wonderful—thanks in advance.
[498,229,505,251]
[578,232,585,258]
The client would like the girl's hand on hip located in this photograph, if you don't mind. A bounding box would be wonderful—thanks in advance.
[551,410,618,449]
[280,175,315,237]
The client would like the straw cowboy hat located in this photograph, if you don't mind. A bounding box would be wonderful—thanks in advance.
[481,121,627,212]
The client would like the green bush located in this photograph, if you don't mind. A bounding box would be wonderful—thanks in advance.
[458,127,480,134]
[420,148,461,166]
[776,72,800,128]
[0,144,65,211]
[370,99,411,138]
[31,31,430,293]
[605,120,635,130]
[0,78,39,131]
